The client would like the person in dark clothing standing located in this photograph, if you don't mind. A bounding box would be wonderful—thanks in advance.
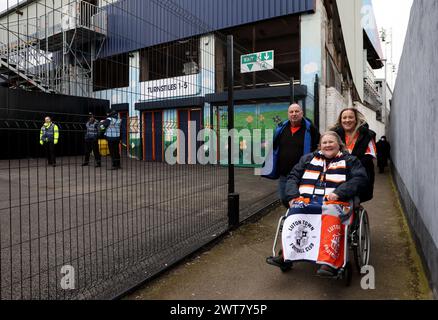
[101,110,122,170]
[40,116,59,167]
[82,113,101,167]
[376,136,391,173]
[331,108,376,202]
[263,103,320,208]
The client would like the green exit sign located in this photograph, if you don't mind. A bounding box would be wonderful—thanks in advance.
[242,54,258,64]
[241,50,274,73]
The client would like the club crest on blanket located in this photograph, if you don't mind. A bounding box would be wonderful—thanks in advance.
[285,220,318,254]
[282,198,351,268]
[295,225,309,248]
[324,228,342,260]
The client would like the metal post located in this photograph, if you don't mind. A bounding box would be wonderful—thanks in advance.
[62,30,66,94]
[227,35,235,195]
[383,59,387,120]
[314,74,320,130]
[303,98,307,118]
[377,58,387,122]
[290,77,295,105]
[227,35,239,229]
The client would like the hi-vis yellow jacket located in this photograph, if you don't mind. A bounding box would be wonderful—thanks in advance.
[40,122,59,145]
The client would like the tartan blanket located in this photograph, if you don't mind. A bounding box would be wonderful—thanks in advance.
[281,198,353,269]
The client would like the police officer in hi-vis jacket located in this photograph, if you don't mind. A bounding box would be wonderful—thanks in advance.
[40,116,59,167]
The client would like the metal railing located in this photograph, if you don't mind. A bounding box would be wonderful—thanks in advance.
[0,18,40,49]
[364,61,377,88]
[0,23,55,91]
[38,0,107,41]
[364,61,382,108]
[0,0,104,95]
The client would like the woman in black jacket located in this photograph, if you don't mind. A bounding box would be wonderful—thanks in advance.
[267,132,369,276]
[284,134,369,204]
[331,108,376,203]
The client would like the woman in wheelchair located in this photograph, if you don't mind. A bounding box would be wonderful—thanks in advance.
[267,131,369,277]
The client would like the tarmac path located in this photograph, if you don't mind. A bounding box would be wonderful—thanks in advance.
[128,168,433,300]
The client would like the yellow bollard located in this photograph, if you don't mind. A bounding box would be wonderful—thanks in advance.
[98,139,110,156]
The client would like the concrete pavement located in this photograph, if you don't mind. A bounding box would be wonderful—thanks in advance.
[127,168,433,300]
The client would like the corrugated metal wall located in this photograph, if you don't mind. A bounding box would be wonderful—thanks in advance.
[99,0,315,57]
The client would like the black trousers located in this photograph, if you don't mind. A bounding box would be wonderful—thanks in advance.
[377,157,388,173]
[44,142,56,165]
[84,139,101,164]
[107,139,121,168]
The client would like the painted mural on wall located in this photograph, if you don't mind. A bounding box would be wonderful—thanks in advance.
[163,110,179,157]
[216,102,289,166]
[300,11,322,122]
[128,116,141,158]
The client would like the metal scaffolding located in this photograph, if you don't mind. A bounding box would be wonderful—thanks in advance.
[0,0,107,96]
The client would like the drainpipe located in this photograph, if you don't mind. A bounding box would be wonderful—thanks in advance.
[314,74,320,130]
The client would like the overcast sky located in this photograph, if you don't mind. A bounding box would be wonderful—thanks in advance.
[0,0,25,12]
[372,0,413,86]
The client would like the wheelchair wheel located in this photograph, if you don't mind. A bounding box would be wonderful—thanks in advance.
[353,208,371,272]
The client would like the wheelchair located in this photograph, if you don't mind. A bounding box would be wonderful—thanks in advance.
[267,196,371,286]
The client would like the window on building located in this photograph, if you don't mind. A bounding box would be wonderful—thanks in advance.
[140,37,199,82]
[93,53,129,91]
[217,16,300,92]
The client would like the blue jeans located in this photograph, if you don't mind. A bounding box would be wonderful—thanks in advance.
[278,175,289,208]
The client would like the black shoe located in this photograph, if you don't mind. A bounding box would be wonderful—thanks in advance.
[52,164,56,167]
[316,264,337,277]
[266,255,285,267]
[82,163,89,166]
[95,163,101,168]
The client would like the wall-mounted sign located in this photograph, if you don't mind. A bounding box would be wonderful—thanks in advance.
[241,50,274,73]
[140,74,200,100]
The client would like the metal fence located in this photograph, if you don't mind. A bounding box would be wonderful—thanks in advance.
[1,107,231,299]
[0,0,313,300]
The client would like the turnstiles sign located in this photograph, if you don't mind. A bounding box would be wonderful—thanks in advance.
[240,50,274,73]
